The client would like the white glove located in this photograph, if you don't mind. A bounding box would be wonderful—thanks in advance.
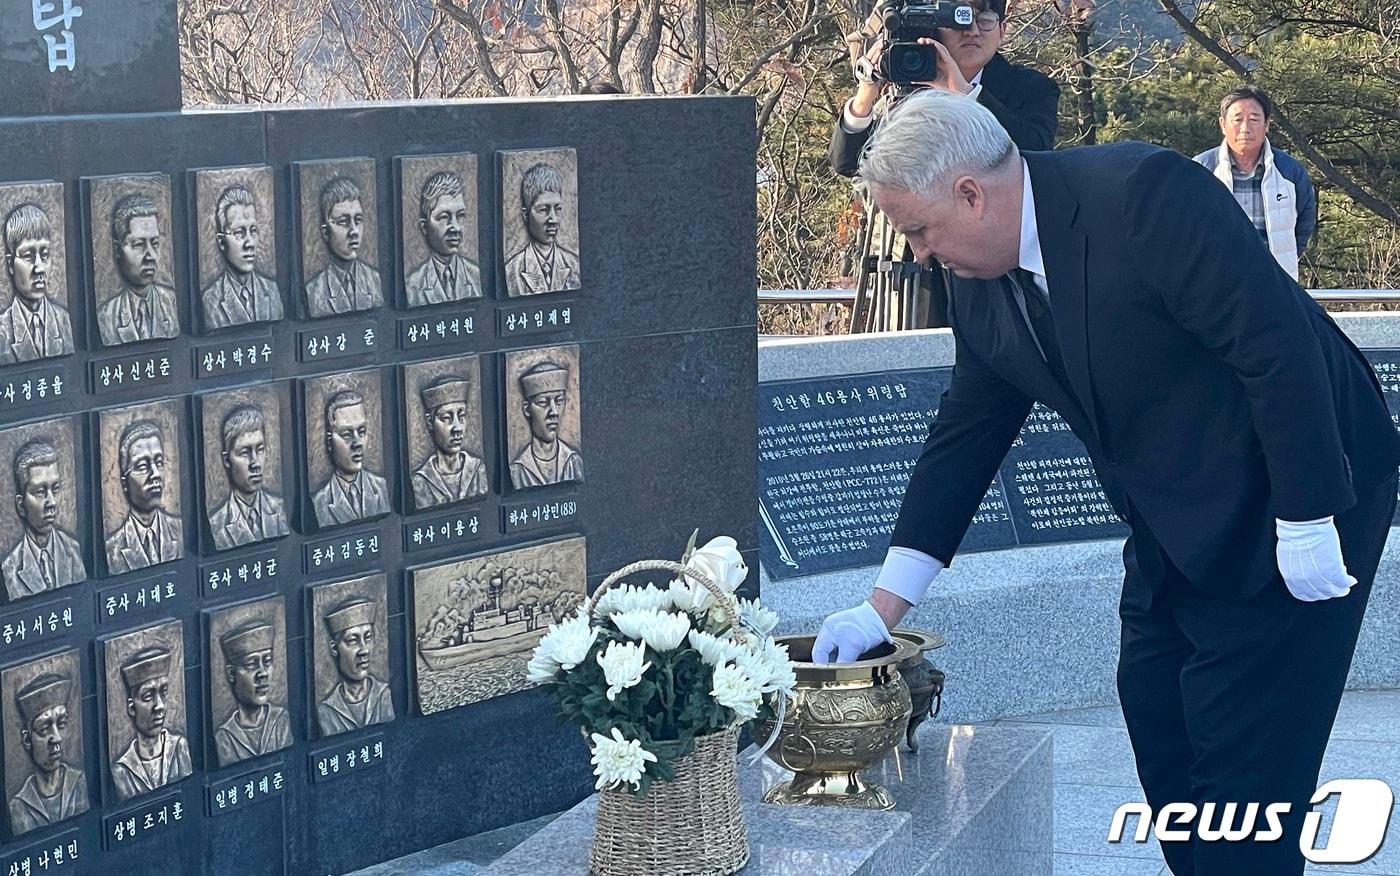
[1276,516,1356,602]
[812,601,892,664]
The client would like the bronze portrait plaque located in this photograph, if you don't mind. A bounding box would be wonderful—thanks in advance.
[503,344,583,491]
[398,153,481,308]
[309,573,395,738]
[198,384,291,553]
[206,595,292,768]
[0,414,87,603]
[499,149,581,298]
[302,368,391,529]
[0,181,75,365]
[411,536,586,714]
[102,619,193,802]
[86,173,182,347]
[401,355,488,512]
[192,165,284,332]
[1,649,89,837]
[295,158,383,319]
[98,398,186,575]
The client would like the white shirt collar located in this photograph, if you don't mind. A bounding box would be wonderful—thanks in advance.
[1018,158,1047,288]
[970,68,983,86]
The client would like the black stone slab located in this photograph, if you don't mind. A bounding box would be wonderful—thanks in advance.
[758,369,1129,580]
[0,0,180,117]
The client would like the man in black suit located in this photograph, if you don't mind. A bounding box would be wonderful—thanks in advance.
[813,91,1400,875]
[831,0,1058,325]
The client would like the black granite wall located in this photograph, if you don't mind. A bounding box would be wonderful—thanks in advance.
[0,96,758,875]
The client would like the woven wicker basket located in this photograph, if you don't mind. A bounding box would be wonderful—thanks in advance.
[584,559,751,876]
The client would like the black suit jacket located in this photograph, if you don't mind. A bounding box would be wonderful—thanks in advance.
[829,53,1061,176]
[891,143,1400,600]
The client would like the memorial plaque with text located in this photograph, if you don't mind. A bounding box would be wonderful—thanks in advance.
[758,368,1128,579]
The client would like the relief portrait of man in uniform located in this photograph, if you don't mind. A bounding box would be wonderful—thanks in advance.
[0,182,75,364]
[87,174,181,347]
[199,384,290,552]
[0,415,86,603]
[193,165,283,331]
[1,649,89,837]
[297,159,383,319]
[399,154,481,308]
[310,574,395,737]
[503,345,583,491]
[303,369,392,529]
[500,149,581,297]
[402,355,488,511]
[103,620,193,802]
[207,596,293,767]
[99,399,185,575]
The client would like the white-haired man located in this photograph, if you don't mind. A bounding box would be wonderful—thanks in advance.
[813,90,1399,875]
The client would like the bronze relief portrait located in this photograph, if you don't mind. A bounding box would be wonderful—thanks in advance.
[296,158,383,319]
[302,368,391,529]
[207,596,292,768]
[399,154,481,308]
[193,165,284,331]
[503,345,583,491]
[411,536,586,714]
[0,181,75,365]
[500,149,580,297]
[402,355,488,511]
[1,649,89,837]
[310,574,395,737]
[98,398,185,575]
[198,384,290,553]
[0,415,86,603]
[102,619,193,802]
[86,173,182,347]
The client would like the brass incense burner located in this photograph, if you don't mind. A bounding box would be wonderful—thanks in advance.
[751,634,915,811]
[892,629,946,752]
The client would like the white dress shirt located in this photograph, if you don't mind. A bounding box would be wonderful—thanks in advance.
[874,158,1045,605]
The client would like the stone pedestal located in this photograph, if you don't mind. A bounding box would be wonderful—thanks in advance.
[362,721,1053,876]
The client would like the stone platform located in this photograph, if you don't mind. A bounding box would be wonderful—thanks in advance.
[350,722,1054,875]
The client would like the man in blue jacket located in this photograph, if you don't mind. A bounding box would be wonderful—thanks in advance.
[1194,85,1317,280]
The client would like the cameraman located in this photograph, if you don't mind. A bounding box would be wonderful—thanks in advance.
[830,0,1060,173]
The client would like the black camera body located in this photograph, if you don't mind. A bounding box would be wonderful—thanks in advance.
[878,1,974,84]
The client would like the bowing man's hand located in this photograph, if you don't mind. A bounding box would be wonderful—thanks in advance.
[812,601,893,664]
[1276,516,1357,602]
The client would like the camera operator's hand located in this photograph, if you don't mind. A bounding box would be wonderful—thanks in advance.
[845,31,887,120]
[920,38,974,95]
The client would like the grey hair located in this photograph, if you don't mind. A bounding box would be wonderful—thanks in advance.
[858,90,1016,198]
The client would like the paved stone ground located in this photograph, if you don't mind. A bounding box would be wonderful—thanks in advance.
[982,689,1400,876]
[351,689,1400,876]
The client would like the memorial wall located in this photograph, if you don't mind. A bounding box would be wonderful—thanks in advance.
[0,10,759,872]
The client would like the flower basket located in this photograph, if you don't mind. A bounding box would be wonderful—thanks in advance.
[526,536,794,876]
[590,722,748,876]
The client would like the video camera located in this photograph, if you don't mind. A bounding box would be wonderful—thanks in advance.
[878,1,974,84]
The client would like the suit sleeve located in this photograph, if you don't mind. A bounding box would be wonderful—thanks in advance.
[1126,150,1354,521]
[890,323,1033,564]
[829,117,873,178]
[978,71,1060,151]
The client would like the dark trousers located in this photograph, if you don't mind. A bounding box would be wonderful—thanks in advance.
[1117,475,1396,876]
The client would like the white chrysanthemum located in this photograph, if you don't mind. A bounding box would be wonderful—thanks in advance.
[589,727,658,791]
[737,637,797,695]
[710,661,764,721]
[684,536,748,594]
[597,640,651,700]
[737,598,780,637]
[534,611,599,671]
[612,609,691,652]
[526,650,561,684]
[687,629,745,667]
[594,584,669,619]
[669,577,714,616]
